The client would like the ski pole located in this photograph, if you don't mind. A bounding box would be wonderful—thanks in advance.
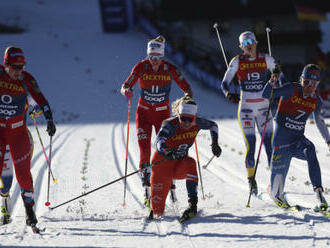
[49,159,165,210]
[30,112,57,183]
[194,140,205,200]
[122,98,131,207]
[170,180,177,203]
[246,27,274,207]
[213,23,229,68]
[202,155,215,169]
[266,27,272,57]
[45,136,53,206]
[213,22,238,94]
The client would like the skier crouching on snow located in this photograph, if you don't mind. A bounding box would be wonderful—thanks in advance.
[148,96,222,222]
[0,47,56,227]
[262,64,330,210]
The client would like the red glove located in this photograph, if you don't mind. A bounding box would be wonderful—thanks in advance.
[123,89,133,98]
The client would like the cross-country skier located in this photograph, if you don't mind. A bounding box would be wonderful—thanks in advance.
[120,36,193,207]
[0,130,34,225]
[262,64,330,210]
[0,97,42,225]
[147,96,222,222]
[220,31,277,195]
[0,47,56,228]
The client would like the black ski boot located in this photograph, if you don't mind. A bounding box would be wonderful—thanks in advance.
[24,203,38,226]
[179,196,198,223]
[248,177,258,196]
[147,210,154,220]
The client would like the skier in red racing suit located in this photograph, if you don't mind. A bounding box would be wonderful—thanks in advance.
[0,46,56,227]
[147,96,222,222]
[120,36,193,206]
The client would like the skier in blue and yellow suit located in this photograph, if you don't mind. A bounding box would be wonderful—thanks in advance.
[263,64,330,210]
[220,31,276,195]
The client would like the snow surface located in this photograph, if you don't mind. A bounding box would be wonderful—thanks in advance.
[0,1,330,247]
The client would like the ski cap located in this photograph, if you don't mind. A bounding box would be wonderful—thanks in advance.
[147,36,165,56]
[4,46,25,65]
[301,64,321,81]
[239,31,257,45]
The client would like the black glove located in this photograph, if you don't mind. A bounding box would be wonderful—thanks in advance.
[211,143,222,157]
[46,120,56,136]
[164,149,186,160]
[327,141,330,151]
[269,64,282,87]
[272,64,282,74]
[226,92,240,104]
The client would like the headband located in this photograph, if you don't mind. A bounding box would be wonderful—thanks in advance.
[179,103,197,116]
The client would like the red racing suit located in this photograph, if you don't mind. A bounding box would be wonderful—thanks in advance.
[0,65,52,205]
[122,59,191,168]
[150,116,219,215]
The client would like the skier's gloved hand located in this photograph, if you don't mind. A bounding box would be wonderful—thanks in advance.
[121,85,133,99]
[327,141,330,151]
[46,120,56,136]
[211,143,222,157]
[272,64,282,75]
[269,64,282,87]
[29,106,43,118]
[163,148,186,160]
[225,92,240,104]
[123,88,133,98]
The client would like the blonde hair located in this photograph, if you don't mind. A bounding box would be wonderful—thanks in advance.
[171,95,196,116]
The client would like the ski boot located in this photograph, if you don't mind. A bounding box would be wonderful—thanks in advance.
[248,177,258,196]
[1,194,12,225]
[24,203,38,226]
[179,196,198,223]
[140,163,151,209]
[314,186,328,212]
[146,210,154,220]
[273,195,290,209]
[143,186,151,209]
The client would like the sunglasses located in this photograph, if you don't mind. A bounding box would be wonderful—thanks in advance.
[241,39,255,47]
[302,79,319,87]
[9,64,25,70]
[149,55,163,61]
[180,115,195,123]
